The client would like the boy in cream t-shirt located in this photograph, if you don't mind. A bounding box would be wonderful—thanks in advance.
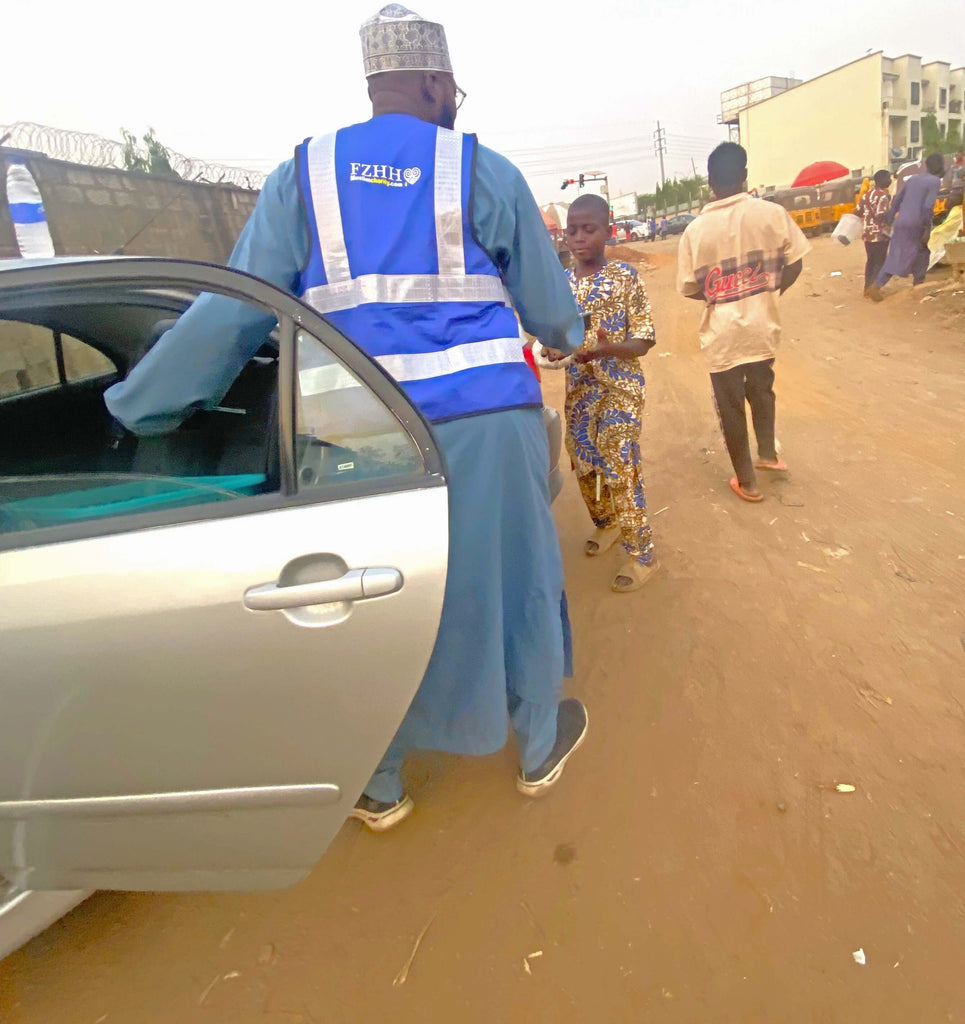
[677,143,809,502]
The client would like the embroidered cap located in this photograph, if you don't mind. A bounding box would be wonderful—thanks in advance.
[360,5,452,78]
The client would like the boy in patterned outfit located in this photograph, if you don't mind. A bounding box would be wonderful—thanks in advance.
[553,194,657,592]
[855,169,892,294]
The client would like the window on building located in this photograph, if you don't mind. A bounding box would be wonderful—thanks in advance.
[910,120,920,144]
[910,81,920,105]
[940,88,947,108]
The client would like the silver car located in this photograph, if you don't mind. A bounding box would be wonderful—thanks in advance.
[0,257,562,959]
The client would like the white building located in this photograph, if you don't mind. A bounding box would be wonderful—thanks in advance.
[734,53,964,189]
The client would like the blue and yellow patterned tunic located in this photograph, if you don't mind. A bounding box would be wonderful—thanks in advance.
[565,261,656,566]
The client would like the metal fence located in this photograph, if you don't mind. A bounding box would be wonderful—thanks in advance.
[0,122,266,191]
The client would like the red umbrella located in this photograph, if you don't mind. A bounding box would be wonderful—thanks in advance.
[792,161,850,188]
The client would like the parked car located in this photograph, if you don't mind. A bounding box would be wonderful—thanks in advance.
[627,220,650,241]
[0,256,563,959]
[607,219,642,244]
[666,214,697,235]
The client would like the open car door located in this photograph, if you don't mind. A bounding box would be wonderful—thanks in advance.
[0,258,447,892]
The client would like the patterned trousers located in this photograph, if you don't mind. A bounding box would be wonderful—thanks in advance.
[565,381,654,566]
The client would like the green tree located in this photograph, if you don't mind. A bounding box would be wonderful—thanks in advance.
[121,128,180,177]
[639,173,709,214]
[921,113,964,156]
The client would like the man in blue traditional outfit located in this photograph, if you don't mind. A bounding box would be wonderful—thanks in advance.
[105,5,587,832]
[867,153,944,302]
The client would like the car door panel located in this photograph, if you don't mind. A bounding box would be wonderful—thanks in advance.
[0,484,447,891]
[0,260,449,897]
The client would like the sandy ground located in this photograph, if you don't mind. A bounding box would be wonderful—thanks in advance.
[3,236,965,1023]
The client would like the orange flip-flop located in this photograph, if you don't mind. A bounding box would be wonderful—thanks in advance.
[729,477,764,503]
[754,458,787,472]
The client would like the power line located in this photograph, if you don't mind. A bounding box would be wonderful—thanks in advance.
[512,138,708,165]
[513,149,662,170]
[501,128,722,160]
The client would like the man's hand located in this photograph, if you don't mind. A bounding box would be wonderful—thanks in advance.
[541,345,569,362]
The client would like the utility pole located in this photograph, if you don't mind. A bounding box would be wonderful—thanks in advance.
[653,121,667,187]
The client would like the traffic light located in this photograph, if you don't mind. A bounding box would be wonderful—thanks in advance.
[578,173,585,189]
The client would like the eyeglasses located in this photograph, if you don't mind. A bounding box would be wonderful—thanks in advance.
[455,84,467,110]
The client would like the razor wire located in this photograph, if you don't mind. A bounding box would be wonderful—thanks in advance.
[0,122,265,190]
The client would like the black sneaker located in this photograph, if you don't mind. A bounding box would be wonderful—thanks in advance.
[349,793,414,832]
[516,698,588,797]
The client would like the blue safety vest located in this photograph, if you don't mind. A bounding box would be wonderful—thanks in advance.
[295,115,541,423]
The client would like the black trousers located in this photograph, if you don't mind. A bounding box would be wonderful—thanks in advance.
[710,359,777,488]
[863,240,888,290]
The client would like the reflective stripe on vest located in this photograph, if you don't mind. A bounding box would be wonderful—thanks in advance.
[300,335,528,395]
[301,273,509,314]
[301,130,511,317]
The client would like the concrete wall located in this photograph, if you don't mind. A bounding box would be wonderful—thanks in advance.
[739,54,886,189]
[1,149,259,262]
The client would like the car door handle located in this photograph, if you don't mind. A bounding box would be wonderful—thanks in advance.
[243,568,402,611]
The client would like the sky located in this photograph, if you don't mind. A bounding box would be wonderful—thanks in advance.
[3,0,962,205]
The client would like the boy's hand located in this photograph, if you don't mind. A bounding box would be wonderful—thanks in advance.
[573,326,608,364]
[541,346,568,362]
[575,326,654,363]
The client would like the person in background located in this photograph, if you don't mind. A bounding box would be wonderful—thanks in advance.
[659,215,668,240]
[106,4,588,831]
[677,142,809,503]
[555,194,658,592]
[855,169,893,295]
[867,153,944,301]
[648,215,657,241]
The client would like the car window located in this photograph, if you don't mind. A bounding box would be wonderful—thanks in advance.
[0,277,438,545]
[0,321,60,397]
[0,320,118,398]
[62,333,116,382]
[0,291,277,537]
[295,328,422,489]
[0,321,118,397]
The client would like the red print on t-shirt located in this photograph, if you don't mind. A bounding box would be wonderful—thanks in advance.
[704,261,771,302]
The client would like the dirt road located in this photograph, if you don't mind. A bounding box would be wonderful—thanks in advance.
[3,237,964,1023]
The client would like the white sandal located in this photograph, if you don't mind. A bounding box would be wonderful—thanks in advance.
[611,559,659,593]
[584,526,620,557]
